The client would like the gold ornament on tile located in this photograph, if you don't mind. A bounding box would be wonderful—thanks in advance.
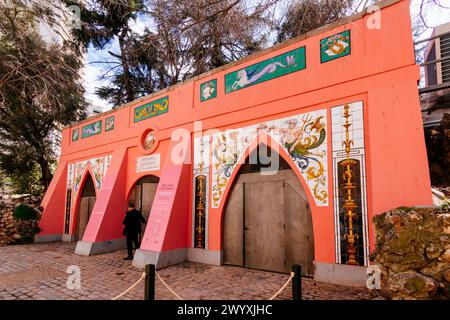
[341,105,359,266]
[195,139,206,248]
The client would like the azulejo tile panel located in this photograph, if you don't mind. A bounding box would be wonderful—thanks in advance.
[211,109,328,208]
[82,120,102,139]
[200,79,217,102]
[331,101,369,266]
[192,136,211,249]
[225,46,306,93]
[68,155,112,193]
[72,128,80,142]
[65,155,112,233]
[320,30,351,63]
[133,96,169,123]
[105,116,115,131]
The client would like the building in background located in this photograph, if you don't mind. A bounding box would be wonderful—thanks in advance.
[424,22,450,86]
[421,22,450,128]
[85,100,104,117]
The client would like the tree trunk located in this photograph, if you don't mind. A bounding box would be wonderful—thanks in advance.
[38,156,52,192]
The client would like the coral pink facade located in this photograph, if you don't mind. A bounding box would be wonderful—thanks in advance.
[37,0,432,285]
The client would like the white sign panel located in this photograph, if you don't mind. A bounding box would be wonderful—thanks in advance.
[137,154,160,173]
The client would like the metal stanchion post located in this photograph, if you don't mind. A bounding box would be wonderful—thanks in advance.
[144,264,155,300]
[292,264,302,301]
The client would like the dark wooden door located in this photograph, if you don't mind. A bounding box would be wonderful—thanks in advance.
[77,196,95,241]
[223,170,314,274]
[245,179,286,273]
[223,183,244,266]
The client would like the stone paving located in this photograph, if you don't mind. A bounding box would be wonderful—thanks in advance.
[0,242,370,300]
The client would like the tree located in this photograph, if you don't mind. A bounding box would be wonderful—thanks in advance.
[276,0,355,43]
[149,0,271,79]
[0,0,86,192]
[71,0,277,106]
[66,0,158,106]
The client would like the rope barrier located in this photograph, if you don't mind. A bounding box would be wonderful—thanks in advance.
[111,268,296,301]
[156,271,184,300]
[268,272,295,300]
[112,272,147,300]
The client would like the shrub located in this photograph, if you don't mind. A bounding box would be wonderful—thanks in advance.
[13,204,37,220]
[19,236,34,244]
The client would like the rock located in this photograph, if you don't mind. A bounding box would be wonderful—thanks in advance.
[420,261,450,281]
[0,201,41,245]
[372,206,450,300]
[385,271,437,300]
[426,242,444,260]
[443,269,450,283]
[440,249,450,263]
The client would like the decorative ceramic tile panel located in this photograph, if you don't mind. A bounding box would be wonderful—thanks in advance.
[82,120,102,139]
[225,46,306,93]
[64,188,72,234]
[72,129,80,142]
[321,30,351,63]
[211,109,328,208]
[133,96,169,123]
[65,155,111,235]
[105,116,115,131]
[331,101,369,266]
[72,155,112,192]
[200,79,217,102]
[67,164,74,189]
[192,136,210,249]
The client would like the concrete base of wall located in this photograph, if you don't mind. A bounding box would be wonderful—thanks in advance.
[313,261,368,287]
[187,248,223,265]
[133,248,188,269]
[62,234,76,242]
[34,234,62,243]
[75,238,126,256]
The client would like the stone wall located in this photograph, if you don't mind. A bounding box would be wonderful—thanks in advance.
[0,197,41,246]
[370,206,450,300]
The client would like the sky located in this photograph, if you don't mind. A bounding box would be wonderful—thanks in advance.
[82,0,450,112]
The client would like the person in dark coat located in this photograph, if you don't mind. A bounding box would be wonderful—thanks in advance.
[122,202,146,260]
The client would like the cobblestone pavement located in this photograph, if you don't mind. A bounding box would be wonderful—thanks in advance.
[0,242,370,300]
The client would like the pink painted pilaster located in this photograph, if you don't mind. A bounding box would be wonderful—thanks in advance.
[81,148,128,243]
[36,158,68,240]
[136,138,191,265]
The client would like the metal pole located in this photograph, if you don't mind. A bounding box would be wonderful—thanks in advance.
[292,264,302,301]
[144,264,155,300]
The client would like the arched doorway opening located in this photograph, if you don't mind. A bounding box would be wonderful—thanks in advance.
[128,175,160,239]
[222,145,314,275]
[76,173,96,241]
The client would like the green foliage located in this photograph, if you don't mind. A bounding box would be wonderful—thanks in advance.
[276,0,354,43]
[67,0,269,107]
[397,206,414,213]
[13,204,38,220]
[0,0,86,192]
[0,151,46,196]
[19,236,34,244]
[439,199,450,213]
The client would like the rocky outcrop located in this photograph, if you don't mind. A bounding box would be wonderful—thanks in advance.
[370,206,450,300]
[0,196,42,246]
[425,113,450,186]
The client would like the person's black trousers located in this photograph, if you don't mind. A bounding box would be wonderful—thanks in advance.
[126,232,140,257]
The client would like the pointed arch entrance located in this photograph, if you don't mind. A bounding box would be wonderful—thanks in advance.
[76,173,96,241]
[222,144,314,275]
[128,175,160,239]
